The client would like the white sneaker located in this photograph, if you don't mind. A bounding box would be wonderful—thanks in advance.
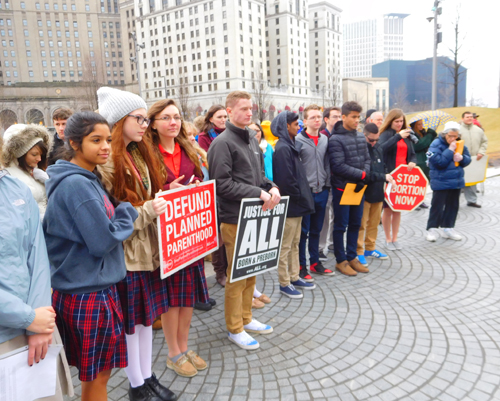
[243,319,273,334]
[426,228,439,242]
[442,228,462,241]
[228,331,259,350]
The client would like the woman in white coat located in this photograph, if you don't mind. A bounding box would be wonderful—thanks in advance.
[1,124,52,219]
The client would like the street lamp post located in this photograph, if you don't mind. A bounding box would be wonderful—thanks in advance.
[130,32,145,98]
[428,1,442,111]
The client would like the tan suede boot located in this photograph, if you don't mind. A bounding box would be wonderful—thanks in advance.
[335,261,357,276]
[349,258,369,273]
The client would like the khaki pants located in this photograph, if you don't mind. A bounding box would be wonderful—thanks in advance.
[357,201,383,254]
[221,223,256,334]
[278,217,302,287]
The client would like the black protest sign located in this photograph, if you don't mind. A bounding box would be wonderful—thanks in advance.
[229,196,289,283]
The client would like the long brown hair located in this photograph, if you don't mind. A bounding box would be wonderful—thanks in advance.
[200,104,225,134]
[379,109,407,134]
[146,99,202,179]
[110,115,164,206]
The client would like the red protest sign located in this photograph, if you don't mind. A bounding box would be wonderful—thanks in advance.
[384,165,429,212]
[157,180,218,279]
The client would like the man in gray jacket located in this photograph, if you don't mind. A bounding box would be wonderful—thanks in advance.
[460,111,488,208]
[208,91,281,351]
[296,104,334,279]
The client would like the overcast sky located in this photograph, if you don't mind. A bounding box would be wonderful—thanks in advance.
[334,0,500,107]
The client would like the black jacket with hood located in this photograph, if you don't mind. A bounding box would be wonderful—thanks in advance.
[364,143,388,203]
[207,121,277,224]
[271,112,314,218]
[328,121,371,190]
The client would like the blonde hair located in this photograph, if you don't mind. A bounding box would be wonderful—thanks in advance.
[226,91,251,108]
[193,115,204,132]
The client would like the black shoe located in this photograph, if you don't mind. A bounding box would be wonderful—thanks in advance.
[299,265,314,282]
[318,251,328,261]
[310,261,335,276]
[145,373,178,401]
[467,202,482,208]
[208,298,216,306]
[419,202,429,209]
[129,382,163,401]
[194,302,212,311]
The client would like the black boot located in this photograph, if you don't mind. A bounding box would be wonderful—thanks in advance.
[145,373,178,401]
[129,382,163,401]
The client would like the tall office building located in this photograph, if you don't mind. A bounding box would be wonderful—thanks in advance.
[343,13,408,78]
[308,1,342,105]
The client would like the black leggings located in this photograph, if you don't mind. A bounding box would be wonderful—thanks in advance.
[426,188,461,230]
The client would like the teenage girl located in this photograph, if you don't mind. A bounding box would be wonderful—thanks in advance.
[43,112,138,401]
[147,99,210,378]
[97,87,177,401]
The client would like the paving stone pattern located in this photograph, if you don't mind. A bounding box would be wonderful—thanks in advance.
[67,177,500,401]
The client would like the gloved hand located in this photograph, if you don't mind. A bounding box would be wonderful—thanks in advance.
[33,168,49,183]
[354,182,365,193]
[409,133,419,144]
[453,153,463,162]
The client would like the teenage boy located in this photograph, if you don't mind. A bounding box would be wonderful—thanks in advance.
[208,91,281,350]
[319,107,341,259]
[271,111,316,299]
[329,101,371,276]
[296,104,334,280]
[48,107,73,165]
[357,123,395,266]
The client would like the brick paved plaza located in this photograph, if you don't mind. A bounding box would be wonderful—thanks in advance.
[68,176,500,401]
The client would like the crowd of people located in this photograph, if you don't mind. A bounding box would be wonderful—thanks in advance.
[0,86,488,401]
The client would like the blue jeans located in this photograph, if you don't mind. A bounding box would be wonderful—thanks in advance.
[299,189,329,266]
[332,188,365,263]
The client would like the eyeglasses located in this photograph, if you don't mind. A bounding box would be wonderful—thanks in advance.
[128,115,151,126]
[154,116,182,123]
[366,137,379,143]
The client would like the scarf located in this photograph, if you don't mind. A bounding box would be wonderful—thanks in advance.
[207,125,225,141]
[126,142,149,191]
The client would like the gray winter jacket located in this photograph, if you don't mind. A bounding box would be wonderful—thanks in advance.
[295,130,331,193]
[207,121,277,224]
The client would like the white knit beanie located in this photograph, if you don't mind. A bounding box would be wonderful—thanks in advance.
[3,124,44,157]
[443,121,461,133]
[97,87,147,126]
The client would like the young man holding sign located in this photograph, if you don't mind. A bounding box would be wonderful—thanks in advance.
[208,91,281,350]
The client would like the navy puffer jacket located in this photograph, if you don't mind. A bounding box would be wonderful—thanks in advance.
[328,121,371,190]
[427,135,471,191]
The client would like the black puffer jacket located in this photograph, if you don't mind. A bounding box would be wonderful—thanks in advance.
[364,143,387,203]
[328,121,371,190]
[378,128,417,173]
[271,112,314,218]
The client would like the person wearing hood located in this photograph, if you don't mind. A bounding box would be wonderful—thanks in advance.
[296,104,335,279]
[2,123,52,220]
[271,111,316,299]
[425,122,471,242]
[43,112,138,400]
[329,101,371,276]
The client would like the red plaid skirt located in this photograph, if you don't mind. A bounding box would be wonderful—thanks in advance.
[116,269,169,335]
[165,259,209,307]
[52,285,127,382]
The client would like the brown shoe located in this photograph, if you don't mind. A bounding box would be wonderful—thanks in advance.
[186,350,208,371]
[257,294,271,304]
[166,354,198,377]
[252,298,265,309]
[349,258,369,273]
[152,316,162,330]
[335,261,357,276]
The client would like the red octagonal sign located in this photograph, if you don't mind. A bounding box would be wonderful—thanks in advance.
[384,165,429,212]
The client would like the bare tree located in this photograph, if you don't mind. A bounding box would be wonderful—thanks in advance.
[251,67,272,122]
[326,60,342,106]
[441,12,466,107]
[391,85,410,112]
[171,64,193,120]
[81,53,105,111]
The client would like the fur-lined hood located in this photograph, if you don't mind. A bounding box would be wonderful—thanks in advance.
[1,124,53,167]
